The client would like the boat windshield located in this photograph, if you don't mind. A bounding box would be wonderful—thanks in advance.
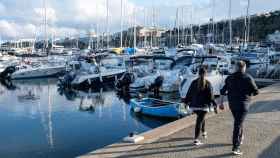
[193,57,219,72]
[173,57,193,69]
[241,53,258,58]
[154,59,173,70]
[101,58,124,68]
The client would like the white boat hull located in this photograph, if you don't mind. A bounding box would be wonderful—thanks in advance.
[11,66,65,80]
[179,73,225,98]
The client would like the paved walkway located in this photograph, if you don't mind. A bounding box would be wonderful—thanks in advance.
[118,84,280,158]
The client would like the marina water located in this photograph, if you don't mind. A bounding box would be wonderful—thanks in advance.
[0,79,173,158]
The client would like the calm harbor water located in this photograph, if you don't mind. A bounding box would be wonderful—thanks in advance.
[0,79,174,158]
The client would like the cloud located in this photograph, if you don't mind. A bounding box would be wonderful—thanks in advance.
[0,20,36,39]
[72,0,140,30]
[34,7,57,24]
[0,20,82,40]
[0,0,280,40]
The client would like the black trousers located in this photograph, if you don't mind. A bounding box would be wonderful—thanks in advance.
[194,110,207,139]
[230,109,248,149]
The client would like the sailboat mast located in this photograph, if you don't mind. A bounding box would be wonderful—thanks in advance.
[246,0,251,43]
[144,9,147,48]
[181,7,185,45]
[88,28,92,50]
[120,0,123,48]
[228,0,232,46]
[106,0,109,49]
[212,0,215,44]
[190,6,194,44]
[169,23,172,48]
[95,2,99,50]
[151,8,155,48]
[176,8,179,46]
[133,11,137,50]
[43,0,48,53]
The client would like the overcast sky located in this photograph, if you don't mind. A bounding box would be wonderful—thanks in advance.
[0,0,279,41]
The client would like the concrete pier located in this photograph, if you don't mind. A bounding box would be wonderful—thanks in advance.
[79,83,280,158]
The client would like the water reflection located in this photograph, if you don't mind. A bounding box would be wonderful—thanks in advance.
[0,78,174,158]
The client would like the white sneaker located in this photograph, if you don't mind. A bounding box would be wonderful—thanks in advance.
[194,139,204,146]
[202,132,208,139]
[233,149,243,156]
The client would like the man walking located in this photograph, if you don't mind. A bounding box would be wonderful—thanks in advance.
[220,61,259,155]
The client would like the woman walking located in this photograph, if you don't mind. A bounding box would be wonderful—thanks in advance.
[184,67,217,145]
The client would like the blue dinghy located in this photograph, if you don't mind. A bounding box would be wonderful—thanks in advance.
[130,98,188,118]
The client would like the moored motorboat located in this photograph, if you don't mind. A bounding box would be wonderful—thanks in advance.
[10,61,66,80]
[60,56,127,89]
[179,56,225,98]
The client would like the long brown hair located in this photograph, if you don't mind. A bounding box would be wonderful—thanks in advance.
[197,67,207,91]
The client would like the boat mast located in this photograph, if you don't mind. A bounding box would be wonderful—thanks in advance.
[190,6,194,44]
[181,7,185,45]
[212,0,215,44]
[144,9,147,48]
[133,10,137,51]
[106,0,109,49]
[246,0,251,43]
[43,0,48,54]
[228,0,232,46]
[88,28,92,50]
[151,8,155,48]
[120,0,123,48]
[96,23,99,50]
[169,23,172,48]
[155,8,158,47]
[176,8,179,46]
[76,30,79,49]
[96,2,99,50]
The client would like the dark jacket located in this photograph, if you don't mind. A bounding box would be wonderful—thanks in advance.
[220,72,259,111]
[184,79,216,109]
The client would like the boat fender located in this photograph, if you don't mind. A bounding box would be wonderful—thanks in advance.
[87,78,91,85]
[99,73,103,82]
[133,107,142,113]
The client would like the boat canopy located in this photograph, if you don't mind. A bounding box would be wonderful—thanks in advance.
[111,48,124,55]
[124,48,136,55]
